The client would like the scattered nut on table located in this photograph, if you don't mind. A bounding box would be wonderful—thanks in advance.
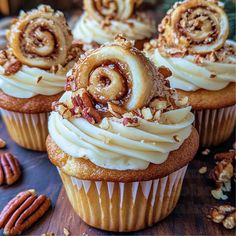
[0,152,21,185]
[0,138,6,148]
[208,205,236,229]
[210,151,235,200]
[198,166,207,174]
[0,189,51,235]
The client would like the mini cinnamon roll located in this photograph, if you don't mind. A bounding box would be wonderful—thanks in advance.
[159,0,229,54]
[7,5,73,69]
[69,37,165,111]
[84,0,142,21]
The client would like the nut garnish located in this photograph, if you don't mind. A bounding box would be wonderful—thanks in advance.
[0,189,51,235]
[198,166,207,174]
[0,138,6,148]
[0,153,21,185]
[210,151,235,200]
[4,60,22,76]
[141,107,153,120]
[72,89,102,124]
[64,227,71,236]
[42,233,55,236]
[202,148,210,155]
[208,205,236,229]
[122,117,139,127]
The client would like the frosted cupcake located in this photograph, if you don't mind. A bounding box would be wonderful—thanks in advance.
[46,37,199,232]
[145,0,236,147]
[73,0,156,50]
[0,5,83,151]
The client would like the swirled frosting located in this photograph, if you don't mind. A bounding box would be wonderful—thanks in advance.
[73,13,155,44]
[0,65,66,98]
[145,40,236,91]
[49,91,194,170]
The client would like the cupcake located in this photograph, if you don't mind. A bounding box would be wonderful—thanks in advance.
[73,0,156,50]
[0,5,83,151]
[46,37,199,232]
[144,0,236,147]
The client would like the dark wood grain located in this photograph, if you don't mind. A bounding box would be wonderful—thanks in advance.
[0,116,62,235]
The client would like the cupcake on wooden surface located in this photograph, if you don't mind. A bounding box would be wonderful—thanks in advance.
[0,5,83,151]
[73,0,156,50]
[144,0,236,147]
[46,36,199,232]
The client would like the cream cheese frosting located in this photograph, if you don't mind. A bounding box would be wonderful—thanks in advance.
[48,91,194,170]
[0,65,66,98]
[146,40,236,91]
[73,13,155,44]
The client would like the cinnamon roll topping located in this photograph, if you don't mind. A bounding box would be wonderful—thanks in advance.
[157,0,229,54]
[56,38,188,124]
[7,5,73,69]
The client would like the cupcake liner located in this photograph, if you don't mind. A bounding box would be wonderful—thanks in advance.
[58,165,188,232]
[0,108,49,151]
[193,104,236,147]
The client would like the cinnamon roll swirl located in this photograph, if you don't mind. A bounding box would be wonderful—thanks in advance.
[69,37,165,110]
[84,0,142,21]
[159,0,229,54]
[7,5,73,69]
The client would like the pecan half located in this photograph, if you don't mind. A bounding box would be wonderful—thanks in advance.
[0,153,21,185]
[0,189,51,235]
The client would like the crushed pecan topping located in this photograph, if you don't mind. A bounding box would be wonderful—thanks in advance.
[208,205,236,229]
[0,189,51,235]
[4,60,22,76]
[0,153,21,185]
[72,89,102,124]
[122,117,139,127]
[0,138,6,149]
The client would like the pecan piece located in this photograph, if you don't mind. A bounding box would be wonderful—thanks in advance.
[0,153,21,185]
[0,189,51,235]
[4,60,22,76]
[122,117,139,127]
[0,138,6,148]
[72,89,102,124]
[208,205,236,229]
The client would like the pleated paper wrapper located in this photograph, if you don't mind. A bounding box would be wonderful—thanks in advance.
[58,165,188,232]
[1,108,49,151]
[193,104,236,147]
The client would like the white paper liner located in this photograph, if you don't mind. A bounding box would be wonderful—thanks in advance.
[193,104,236,147]
[1,108,49,151]
[58,165,188,232]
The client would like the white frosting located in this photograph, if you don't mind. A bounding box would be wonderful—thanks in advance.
[0,65,66,98]
[73,13,155,44]
[146,40,236,91]
[48,91,194,170]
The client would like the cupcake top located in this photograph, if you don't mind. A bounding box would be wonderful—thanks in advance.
[0,5,83,99]
[48,36,194,171]
[144,0,236,92]
[73,0,156,47]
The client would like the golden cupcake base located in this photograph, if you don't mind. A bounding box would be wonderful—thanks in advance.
[1,108,49,151]
[193,104,236,147]
[58,165,188,232]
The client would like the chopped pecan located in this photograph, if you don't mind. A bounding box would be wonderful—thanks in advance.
[141,107,153,120]
[208,205,236,229]
[0,50,7,65]
[72,89,102,124]
[108,102,126,118]
[0,189,51,235]
[0,153,21,185]
[122,117,139,127]
[157,66,172,78]
[4,60,22,76]
[0,138,6,148]
[214,151,235,162]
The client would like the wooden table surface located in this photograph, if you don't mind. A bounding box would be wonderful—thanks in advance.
[0,115,235,236]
